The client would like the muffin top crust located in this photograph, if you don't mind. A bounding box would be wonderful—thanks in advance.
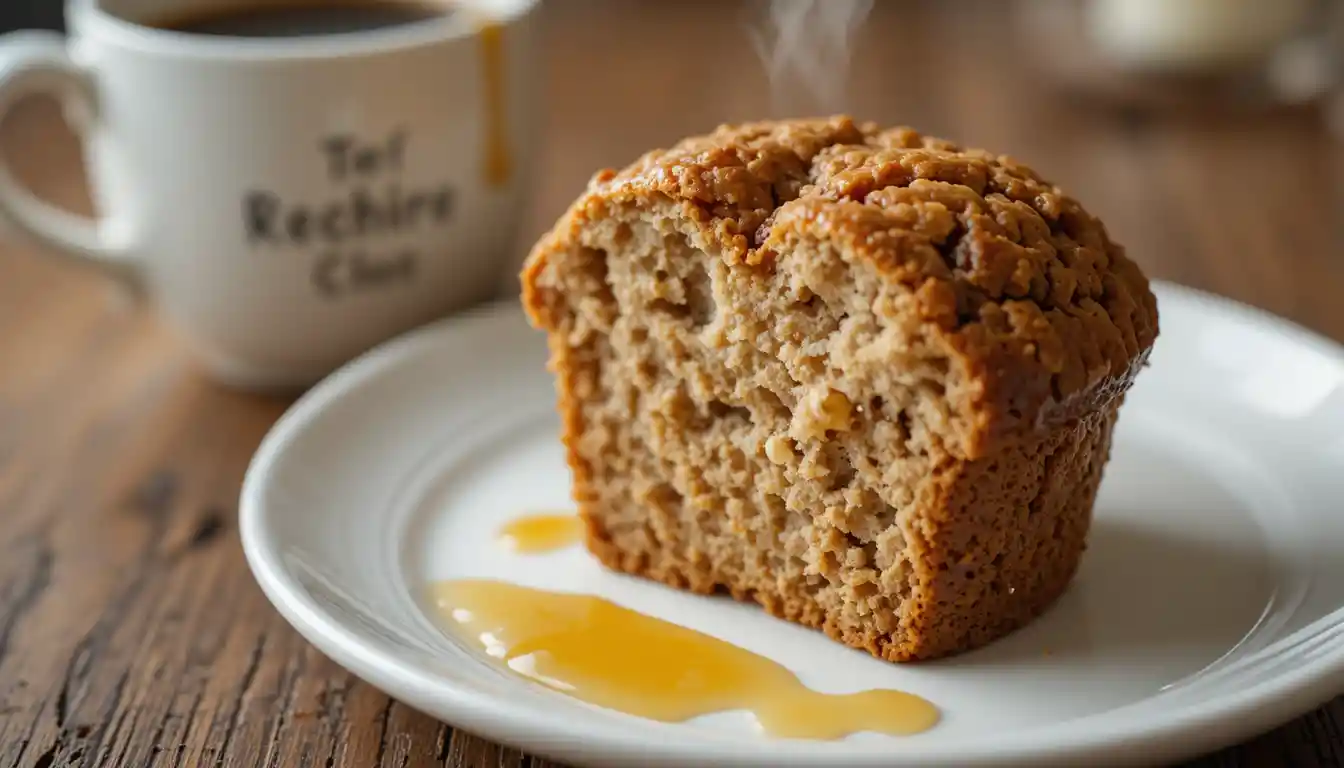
[525,116,1159,451]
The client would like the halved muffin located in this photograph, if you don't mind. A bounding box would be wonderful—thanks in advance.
[522,117,1158,661]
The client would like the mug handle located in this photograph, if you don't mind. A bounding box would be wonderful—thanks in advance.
[0,31,139,293]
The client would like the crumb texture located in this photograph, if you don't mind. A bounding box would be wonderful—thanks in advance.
[523,116,1157,661]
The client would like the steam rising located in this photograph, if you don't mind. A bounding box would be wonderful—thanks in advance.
[750,0,874,116]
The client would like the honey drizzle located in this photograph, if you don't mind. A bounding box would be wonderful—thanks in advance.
[476,19,511,187]
[497,513,584,553]
[431,579,940,739]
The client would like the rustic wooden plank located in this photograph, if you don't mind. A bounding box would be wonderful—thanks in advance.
[445,730,527,768]
[0,2,1339,767]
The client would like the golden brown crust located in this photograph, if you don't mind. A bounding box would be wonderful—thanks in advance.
[523,116,1158,459]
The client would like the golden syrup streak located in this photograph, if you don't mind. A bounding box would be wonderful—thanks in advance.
[431,579,939,739]
[497,513,583,553]
[476,19,511,187]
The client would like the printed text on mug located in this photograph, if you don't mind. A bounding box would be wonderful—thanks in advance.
[241,130,455,298]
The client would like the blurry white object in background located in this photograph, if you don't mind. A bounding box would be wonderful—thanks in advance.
[1019,0,1337,112]
[1089,0,1314,73]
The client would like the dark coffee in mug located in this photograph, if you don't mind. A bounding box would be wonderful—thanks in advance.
[150,0,452,38]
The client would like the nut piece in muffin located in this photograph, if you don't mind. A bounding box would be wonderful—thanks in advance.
[521,117,1158,662]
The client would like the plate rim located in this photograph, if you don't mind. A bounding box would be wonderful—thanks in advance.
[239,282,1344,768]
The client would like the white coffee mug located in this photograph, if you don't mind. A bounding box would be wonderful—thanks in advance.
[0,0,539,389]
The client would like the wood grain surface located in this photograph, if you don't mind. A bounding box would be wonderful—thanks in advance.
[1,1,1341,766]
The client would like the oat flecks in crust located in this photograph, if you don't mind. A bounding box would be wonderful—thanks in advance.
[521,116,1159,662]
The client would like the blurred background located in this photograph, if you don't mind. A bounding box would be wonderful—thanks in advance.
[3,0,1343,337]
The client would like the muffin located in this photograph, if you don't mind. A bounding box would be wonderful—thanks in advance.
[521,117,1158,662]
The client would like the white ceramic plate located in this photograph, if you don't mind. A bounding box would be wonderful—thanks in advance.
[240,282,1344,768]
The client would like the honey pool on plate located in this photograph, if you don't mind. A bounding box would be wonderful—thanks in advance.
[429,578,939,739]
[497,512,584,553]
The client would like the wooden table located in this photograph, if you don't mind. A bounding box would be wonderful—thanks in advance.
[1,2,1341,765]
